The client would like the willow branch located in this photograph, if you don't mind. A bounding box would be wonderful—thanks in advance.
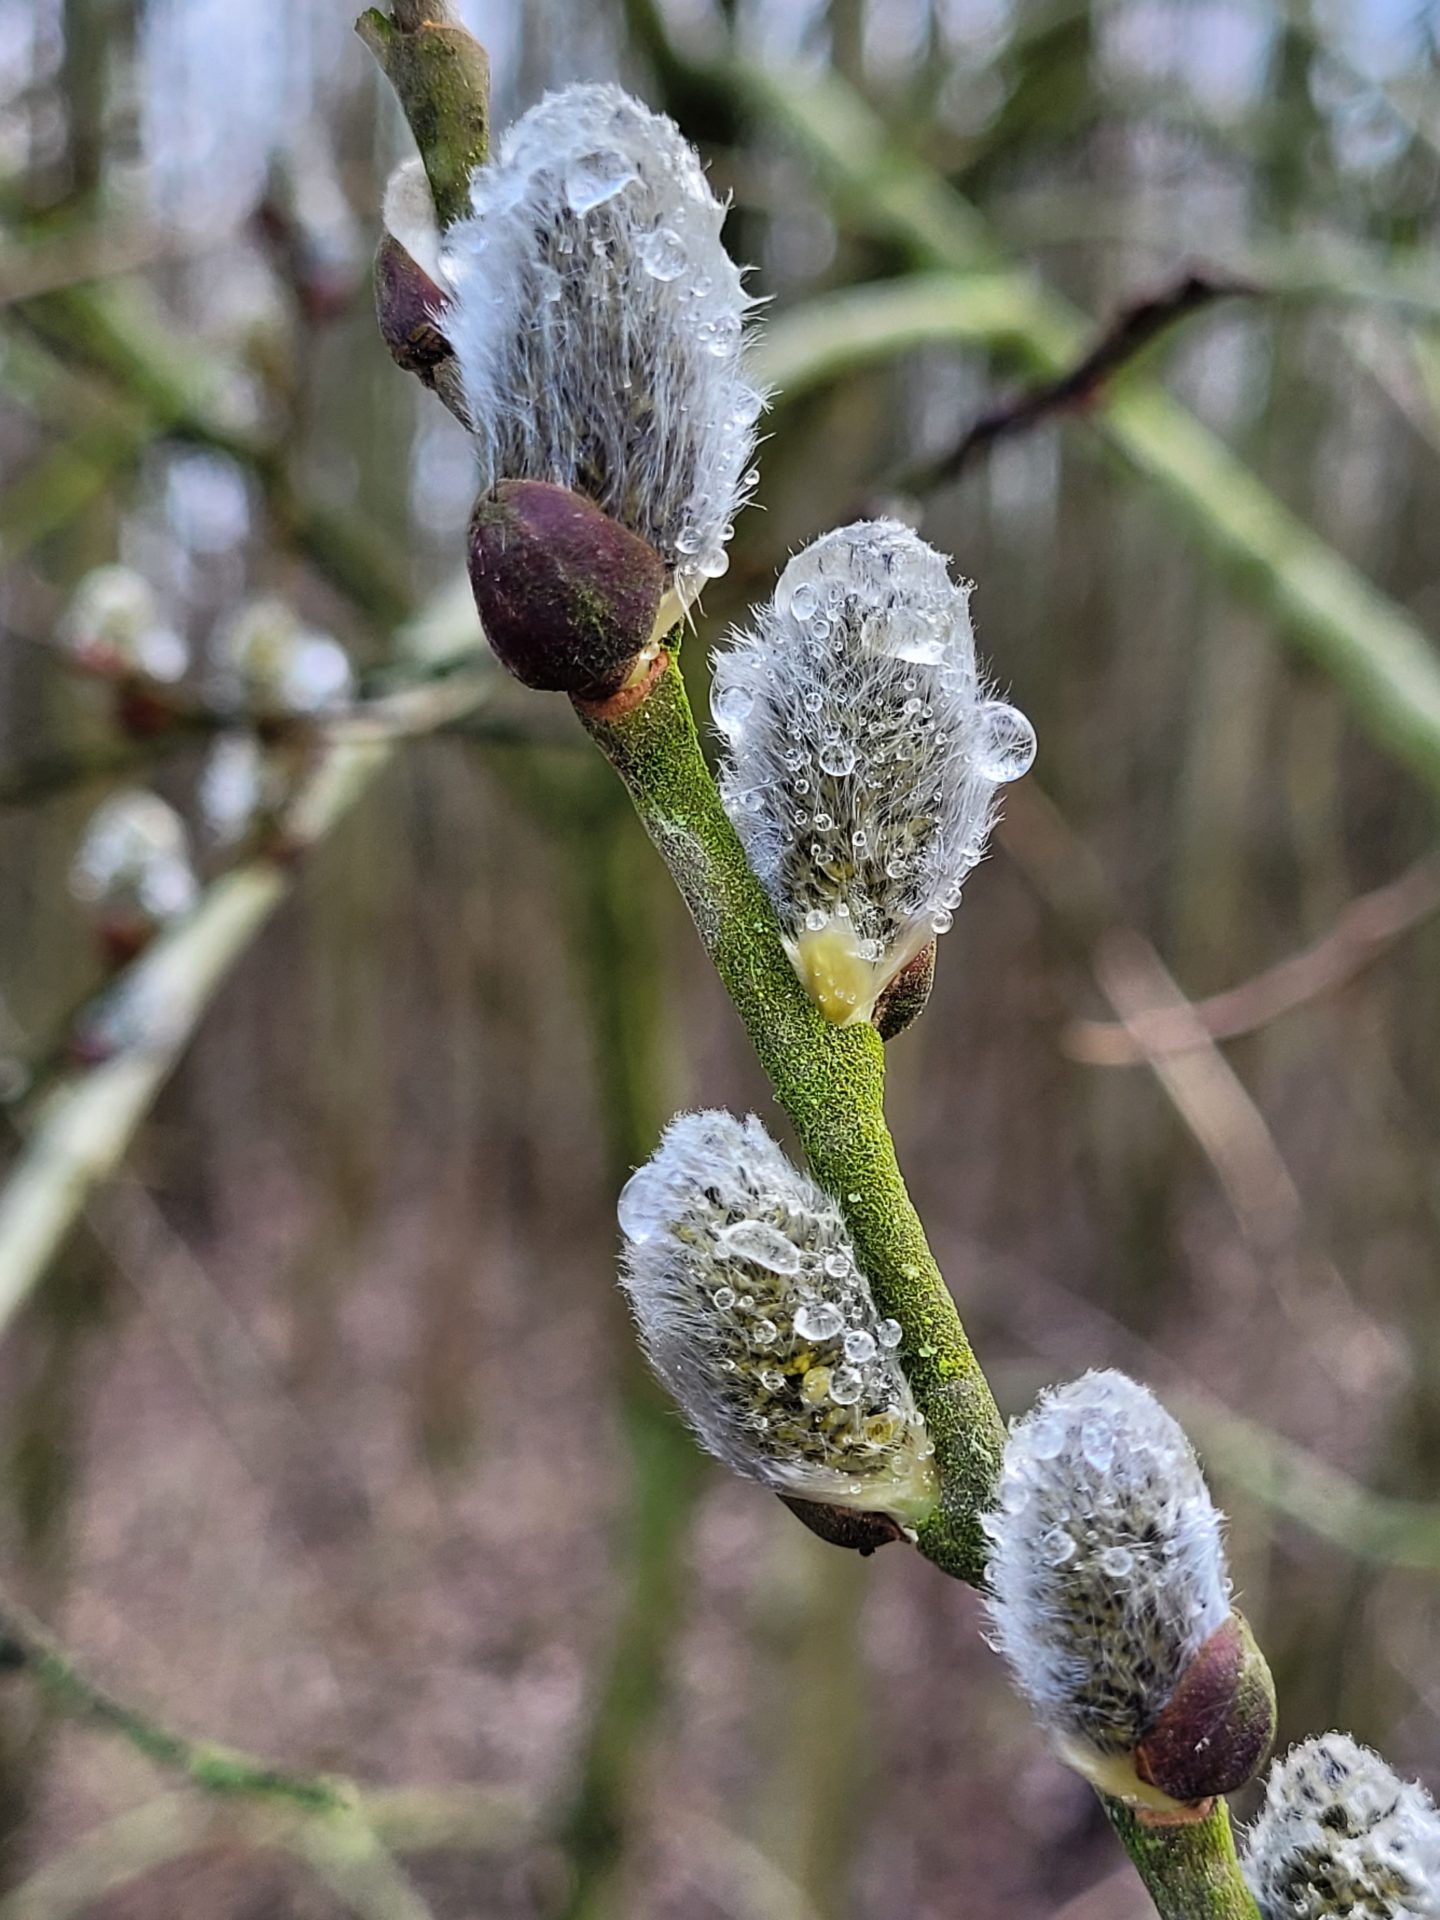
[577,652,1004,1583]
[11,283,412,626]
[740,70,1440,803]
[1107,1803,1259,1920]
[0,668,492,1340]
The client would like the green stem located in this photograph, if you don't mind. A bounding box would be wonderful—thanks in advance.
[0,1586,348,1812]
[576,653,1004,1583]
[1106,1803,1260,1920]
[356,0,490,230]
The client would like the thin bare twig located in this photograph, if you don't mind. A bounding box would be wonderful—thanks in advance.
[1065,851,1440,1065]
[926,267,1257,483]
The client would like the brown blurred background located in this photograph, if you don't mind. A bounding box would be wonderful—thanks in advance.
[3,0,1440,1914]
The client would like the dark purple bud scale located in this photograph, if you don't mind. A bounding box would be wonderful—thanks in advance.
[468,480,665,701]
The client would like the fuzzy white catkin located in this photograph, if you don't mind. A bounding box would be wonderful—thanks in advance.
[70,791,198,928]
[617,1110,937,1523]
[59,566,188,683]
[983,1370,1230,1787]
[438,83,763,605]
[1244,1736,1440,1920]
[212,599,353,717]
[713,520,1035,1026]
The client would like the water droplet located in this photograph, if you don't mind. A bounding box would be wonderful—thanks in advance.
[818,738,856,777]
[973,701,1037,782]
[1028,1420,1065,1462]
[760,1367,786,1392]
[803,908,827,933]
[794,1301,845,1342]
[639,224,687,280]
[1043,1525,1077,1566]
[1099,1545,1134,1579]
[752,1318,778,1347]
[711,681,754,735]
[1081,1418,1116,1473]
[718,1220,801,1274]
[712,1286,736,1310]
[731,390,764,428]
[799,1366,831,1406]
[822,1250,851,1280]
[564,148,638,213]
[789,582,819,620]
[889,620,947,666]
[843,1329,877,1364]
[617,1165,666,1242]
[876,1318,903,1349]
[930,907,953,935]
[830,1366,864,1406]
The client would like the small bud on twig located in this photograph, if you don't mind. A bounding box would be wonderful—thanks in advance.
[59,566,189,688]
[983,1371,1272,1811]
[1243,1734,1440,1918]
[467,481,665,701]
[70,791,198,964]
[618,1110,938,1528]
[212,599,354,725]
[715,521,1034,1028]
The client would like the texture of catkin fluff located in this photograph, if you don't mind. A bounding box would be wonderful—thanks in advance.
[712,520,1035,1026]
[439,83,763,606]
[1243,1736,1440,1919]
[983,1371,1230,1786]
[617,1111,938,1524]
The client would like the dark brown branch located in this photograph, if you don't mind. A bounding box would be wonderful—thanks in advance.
[928,267,1258,484]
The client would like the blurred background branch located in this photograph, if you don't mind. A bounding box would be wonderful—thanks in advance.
[5,0,1440,1913]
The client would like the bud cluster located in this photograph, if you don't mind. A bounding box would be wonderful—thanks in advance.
[1244,1736,1440,1919]
[714,521,1034,1027]
[618,1110,937,1526]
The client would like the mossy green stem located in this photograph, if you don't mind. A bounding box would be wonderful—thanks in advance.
[1107,1802,1261,1920]
[577,649,1004,1582]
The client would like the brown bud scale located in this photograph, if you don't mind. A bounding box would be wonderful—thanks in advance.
[374,232,453,381]
[873,942,937,1042]
[780,1495,905,1556]
[468,480,665,701]
[1134,1612,1275,1805]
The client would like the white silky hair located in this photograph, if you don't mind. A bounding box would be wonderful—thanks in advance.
[617,1110,937,1523]
[712,521,1035,1025]
[438,84,764,605]
[1244,1736,1440,1920]
[983,1369,1230,1760]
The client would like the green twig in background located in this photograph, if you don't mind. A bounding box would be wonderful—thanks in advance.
[0,667,493,1342]
[10,284,412,626]
[738,65,1440,803]
[578,652,1006,1584]
[0,1584,347,1811]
